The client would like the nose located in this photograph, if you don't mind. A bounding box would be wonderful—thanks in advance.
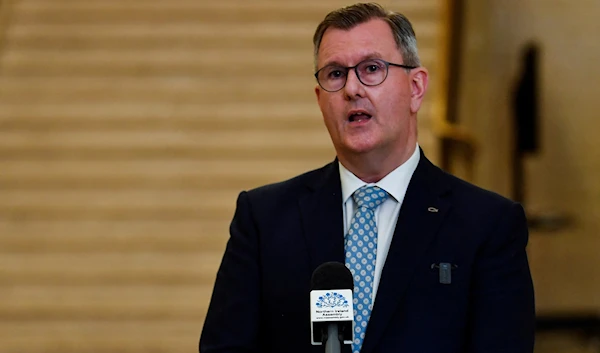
[343,68,366,101]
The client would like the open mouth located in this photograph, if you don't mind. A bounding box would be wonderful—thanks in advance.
[348,112,372,123]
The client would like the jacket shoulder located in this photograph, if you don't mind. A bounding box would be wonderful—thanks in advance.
[445,172,515,207]
[245,161,334,198]
[439,170,525,234]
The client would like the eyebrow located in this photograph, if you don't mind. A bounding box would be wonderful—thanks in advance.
[321,52,385,68]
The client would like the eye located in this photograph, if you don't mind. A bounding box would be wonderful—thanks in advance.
[327,69,346,79]
[360,60,386,75]
[365,64,380,73]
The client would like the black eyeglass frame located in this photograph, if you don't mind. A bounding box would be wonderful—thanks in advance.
[314,59,417,92]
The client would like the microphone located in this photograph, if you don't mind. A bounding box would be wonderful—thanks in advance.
[310,262,354,353]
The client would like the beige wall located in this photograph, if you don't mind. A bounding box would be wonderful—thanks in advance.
[458,0,600,312]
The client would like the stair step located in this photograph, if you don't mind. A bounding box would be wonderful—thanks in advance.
[6,21,438,50]
[0,206,233,221]
[0,101,321,120]
[0,159,322,190]
[16,0,438,12]
[1,48,314,76]
[0,220,229,252]
[0,76,317,103]
[0,253,223,285]
[0,189,238,208]
[0,320,202,353]
[0,129,331,151]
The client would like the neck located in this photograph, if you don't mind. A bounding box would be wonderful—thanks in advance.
[339,142,417,183]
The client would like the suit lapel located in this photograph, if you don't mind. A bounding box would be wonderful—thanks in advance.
[298,161,346,272]
[299,161,352,353]
[360,153,452,353]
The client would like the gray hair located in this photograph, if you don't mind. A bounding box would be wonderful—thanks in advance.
[312,2,420,70]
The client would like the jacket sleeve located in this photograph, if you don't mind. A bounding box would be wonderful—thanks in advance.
[467,202,536,353]
[200,191,262,353]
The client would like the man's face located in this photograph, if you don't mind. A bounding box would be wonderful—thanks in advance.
[315,19,428,162]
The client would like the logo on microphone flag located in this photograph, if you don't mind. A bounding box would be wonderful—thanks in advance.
[311,289,353,322]
[310,289,354,345]
[316,292,350,308]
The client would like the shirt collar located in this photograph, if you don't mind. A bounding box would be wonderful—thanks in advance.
[339,143,420,204]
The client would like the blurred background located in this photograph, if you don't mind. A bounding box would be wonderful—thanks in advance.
[0,0,598,352]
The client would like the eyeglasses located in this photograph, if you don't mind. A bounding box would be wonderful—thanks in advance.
[314,58,417,92]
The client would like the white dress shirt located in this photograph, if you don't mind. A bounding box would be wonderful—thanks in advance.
[339,143,420,303]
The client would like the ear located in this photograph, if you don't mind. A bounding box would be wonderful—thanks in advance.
[315,84,322,101]
[410,68,429,114]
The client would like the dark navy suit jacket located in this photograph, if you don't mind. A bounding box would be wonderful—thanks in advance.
[200,151,535,353]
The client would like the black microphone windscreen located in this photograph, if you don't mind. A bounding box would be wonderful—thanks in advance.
[310,261,353,291]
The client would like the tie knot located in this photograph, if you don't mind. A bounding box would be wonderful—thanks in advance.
[352,185,389,210]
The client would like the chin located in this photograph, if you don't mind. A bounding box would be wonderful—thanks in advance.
[342,141,380,155]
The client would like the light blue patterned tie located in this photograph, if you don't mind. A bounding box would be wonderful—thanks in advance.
[345,185,389,353]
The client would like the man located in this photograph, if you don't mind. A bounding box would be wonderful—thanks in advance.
[200,3,535,353]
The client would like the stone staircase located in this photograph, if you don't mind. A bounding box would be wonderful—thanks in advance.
[0,0,443,352]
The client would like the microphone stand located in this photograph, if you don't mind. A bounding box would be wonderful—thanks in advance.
[324,324,341,353]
